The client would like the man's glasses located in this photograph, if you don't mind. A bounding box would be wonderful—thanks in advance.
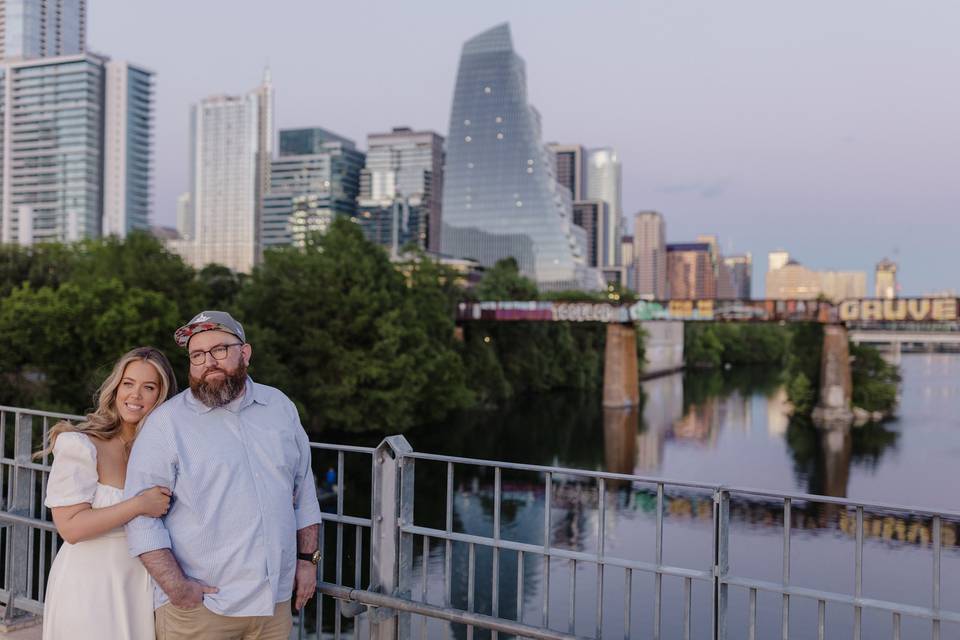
[188,343,243,366]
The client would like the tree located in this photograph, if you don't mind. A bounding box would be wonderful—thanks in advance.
[0,279,180,411]
[239,218,472,432]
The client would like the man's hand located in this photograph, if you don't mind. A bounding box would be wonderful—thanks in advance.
[168,577,218,610]
[294,560,317,610]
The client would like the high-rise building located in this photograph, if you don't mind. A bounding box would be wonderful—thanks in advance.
[571,200,610,268]
[0,53,107,244]
[633,211,667,300]
[102,60,154,237]
[621,235,634,288]
[875,258,897,299]
[176,192,193,240]
[190,74,272,273]
[666,242,715,299]
[262,128,365,249]
[440,23,598,290]
[0,0,86,61]
[356,126,444,255]
[722,254,752,299]
[548,144,586,201]
[768,250,790,272]
[586,147,622,267]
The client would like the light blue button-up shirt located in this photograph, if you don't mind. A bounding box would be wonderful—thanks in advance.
[124,378,322,616]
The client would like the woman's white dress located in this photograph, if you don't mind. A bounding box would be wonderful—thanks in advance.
[42,432,155,640]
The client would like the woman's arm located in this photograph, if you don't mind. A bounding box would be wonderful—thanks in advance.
[52,487,170,544]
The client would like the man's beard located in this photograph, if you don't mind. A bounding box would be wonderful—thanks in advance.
[189,362,248,409]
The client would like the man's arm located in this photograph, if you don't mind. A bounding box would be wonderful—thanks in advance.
[289,401,322,610]
[140,548,218,609]
[294,524,319,610]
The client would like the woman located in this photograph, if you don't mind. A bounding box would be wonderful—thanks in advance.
[37,347,178,640]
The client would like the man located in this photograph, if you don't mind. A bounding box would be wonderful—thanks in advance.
[124,311,322,639]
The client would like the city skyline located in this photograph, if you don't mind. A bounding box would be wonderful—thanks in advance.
[88,0,959,295]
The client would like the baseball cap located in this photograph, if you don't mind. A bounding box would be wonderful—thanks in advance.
[174,310,246,348]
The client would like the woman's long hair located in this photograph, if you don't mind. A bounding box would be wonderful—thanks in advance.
[34,347,178,459]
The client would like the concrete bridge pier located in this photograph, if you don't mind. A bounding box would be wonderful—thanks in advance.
[603,323,640,408]
[812,324,854,429]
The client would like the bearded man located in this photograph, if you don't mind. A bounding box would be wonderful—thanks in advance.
[123,311,322,640]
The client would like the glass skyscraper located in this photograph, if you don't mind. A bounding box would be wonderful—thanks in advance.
[357,126,444,255]
[586,147,622,268]
[0,0,86,61]
[102,60,154,237]
[190,74,272,273]
[441,23,599,290]
[262,127,365,249]
[0,53,106,244]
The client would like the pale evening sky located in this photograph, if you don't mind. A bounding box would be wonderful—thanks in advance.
[90,0,959,296]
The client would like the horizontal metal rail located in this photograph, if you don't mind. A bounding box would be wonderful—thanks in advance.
[3,405,959,640]
[319,582,587,640]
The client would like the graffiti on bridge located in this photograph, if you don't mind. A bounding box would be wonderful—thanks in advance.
[456,298,960,324]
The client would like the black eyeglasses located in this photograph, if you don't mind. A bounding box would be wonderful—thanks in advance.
[188,343,243,366]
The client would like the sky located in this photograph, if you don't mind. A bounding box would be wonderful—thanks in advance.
[89,0,959,296]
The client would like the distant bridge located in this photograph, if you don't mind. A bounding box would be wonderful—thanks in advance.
[456,298,960,417]
[457,297,960,325]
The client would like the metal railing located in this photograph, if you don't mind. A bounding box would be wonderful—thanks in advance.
[2,405,959,639]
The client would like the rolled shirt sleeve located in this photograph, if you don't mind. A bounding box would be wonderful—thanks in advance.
[123,412,176,557]
[289,403,322,531]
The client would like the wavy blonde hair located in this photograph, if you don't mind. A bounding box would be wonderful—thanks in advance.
[34,347,178,459]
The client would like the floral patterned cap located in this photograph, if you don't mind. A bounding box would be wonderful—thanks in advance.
[174,310,246,348]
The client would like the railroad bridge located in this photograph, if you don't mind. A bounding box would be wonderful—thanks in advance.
[456,297,960,426]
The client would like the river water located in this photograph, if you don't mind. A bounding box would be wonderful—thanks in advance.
[316,353,960,639]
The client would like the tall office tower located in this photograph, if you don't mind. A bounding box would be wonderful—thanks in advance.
[621,235,634,289]
[875,258,897,299]
[633,211,667,300]
[666,242,716,299]
[0,53,106,244]
[356,126,444,255]
[571,200,610,268]
[0,0,86,61]
[722,254,753,299]
[102,60,154,237]
[441,23,598,290]
[176,192,193,240]
[768,250,790,272]
[548,144,586,201]
[586,147,622,267]
[190,75,272,273]
[262,127,364,249]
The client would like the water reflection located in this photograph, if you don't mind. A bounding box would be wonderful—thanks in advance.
[318,355,957,638]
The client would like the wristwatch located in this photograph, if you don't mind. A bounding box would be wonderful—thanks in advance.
[298,549,321,565]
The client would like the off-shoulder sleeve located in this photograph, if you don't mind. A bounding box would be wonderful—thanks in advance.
[44,432,99,508]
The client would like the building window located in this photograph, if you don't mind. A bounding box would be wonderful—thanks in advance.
[464,119,471,126]
[495,116,503,123]
[496,132,504,140]
[484,86,492,94]
[464,136,472,142]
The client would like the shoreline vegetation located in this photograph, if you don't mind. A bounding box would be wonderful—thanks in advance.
[684,322,901,424]
[2,223,898,431]
[0,223,615,431]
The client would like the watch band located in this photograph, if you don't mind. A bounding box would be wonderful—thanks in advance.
[298,549,321,565]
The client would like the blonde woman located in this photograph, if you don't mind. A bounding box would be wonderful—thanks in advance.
[38,347,177,640]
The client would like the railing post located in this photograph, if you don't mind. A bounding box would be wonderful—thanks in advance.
[370,435,414,640]
[3,413,36,626]
[712,489,730,640]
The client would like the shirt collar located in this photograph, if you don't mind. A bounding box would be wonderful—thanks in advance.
[185,376,268,414]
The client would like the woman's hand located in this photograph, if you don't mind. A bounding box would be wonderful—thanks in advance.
[138,486,172,518]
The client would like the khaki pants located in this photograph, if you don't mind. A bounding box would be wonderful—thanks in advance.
[155,599,292,640]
